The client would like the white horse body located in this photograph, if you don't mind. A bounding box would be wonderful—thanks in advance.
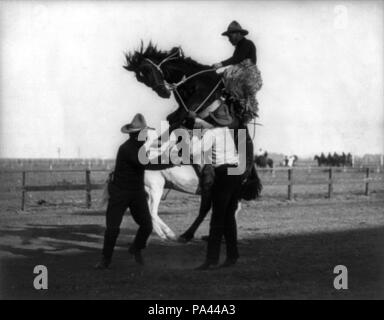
[143,166,199,240]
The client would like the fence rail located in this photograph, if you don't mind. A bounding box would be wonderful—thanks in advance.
[259,166,382,201]
[10,169,109,210]
[0,166,383,210]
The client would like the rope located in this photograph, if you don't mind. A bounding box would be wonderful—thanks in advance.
[161,189,172,201]
[174,69,216,87]
[173,88,190,112]
[158,51,180,67]
[145,48,181,77]
[194,79,223,113]
[145,58,164,76]
[170,78,223,115]
[250,120,263,140]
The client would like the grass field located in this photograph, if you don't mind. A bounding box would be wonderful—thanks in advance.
[0,161,384,299]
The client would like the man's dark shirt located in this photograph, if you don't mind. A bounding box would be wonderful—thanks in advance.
[221,37,257,67]
[112,138,171,191]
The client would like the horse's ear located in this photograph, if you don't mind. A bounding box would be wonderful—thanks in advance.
[170,46,182,57]
[178,47,184,57]
[140,40,145,54]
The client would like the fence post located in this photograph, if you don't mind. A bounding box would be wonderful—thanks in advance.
[288,168,292,200]
[328,168,333,199]
[21,171,26,211]
[365,167,370,196]
[86,169,91,208]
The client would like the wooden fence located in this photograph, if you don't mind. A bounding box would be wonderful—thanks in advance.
[17,169,108,210]
[266,167,381,201]
[0,166,383,210]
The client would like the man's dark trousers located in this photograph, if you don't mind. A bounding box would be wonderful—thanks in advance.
[206,165,242,264]
[102,184,152,262]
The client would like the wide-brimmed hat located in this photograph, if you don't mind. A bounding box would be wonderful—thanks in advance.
[121,113,154,133]
[222,21,249,36]
[209,104,233,126]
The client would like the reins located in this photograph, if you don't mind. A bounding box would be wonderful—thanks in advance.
[145,50,263,139]
[172,78,223,113]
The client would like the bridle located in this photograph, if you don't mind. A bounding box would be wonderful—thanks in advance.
[144,48,182,78]
[144,48,222,113]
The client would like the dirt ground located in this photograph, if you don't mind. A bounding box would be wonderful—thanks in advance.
[1,191,384,300]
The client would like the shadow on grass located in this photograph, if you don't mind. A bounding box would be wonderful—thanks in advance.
[0,223,383,299]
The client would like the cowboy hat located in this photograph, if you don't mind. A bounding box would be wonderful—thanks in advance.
[209,103,233,126]
[222,21,249,36]
[121,113,154,133]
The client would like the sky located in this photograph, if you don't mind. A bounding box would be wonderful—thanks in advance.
[0,0,383,158]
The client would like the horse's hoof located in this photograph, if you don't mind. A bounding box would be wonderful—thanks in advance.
[177,234,194,243]
[167,234,177,241]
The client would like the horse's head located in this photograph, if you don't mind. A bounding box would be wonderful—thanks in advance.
[125,42,222,130]
[124,43,182,99]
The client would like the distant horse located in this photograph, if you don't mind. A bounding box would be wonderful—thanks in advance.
[254,153,273,169]
[314,153,353,167]
[119,43,261,240]
[314,155,323,166]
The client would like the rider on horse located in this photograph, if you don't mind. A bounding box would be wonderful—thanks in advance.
[212,20,262,124]
[188,20,262,199]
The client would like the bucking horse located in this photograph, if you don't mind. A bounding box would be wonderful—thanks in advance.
[105,42,261,241]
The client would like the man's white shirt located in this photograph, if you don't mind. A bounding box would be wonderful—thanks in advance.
[191,127,239,167]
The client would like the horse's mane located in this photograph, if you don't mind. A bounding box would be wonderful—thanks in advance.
[124,41,210,71]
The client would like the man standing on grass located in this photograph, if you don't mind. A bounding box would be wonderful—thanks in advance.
[187,105,244,270]
[95,114,173,269]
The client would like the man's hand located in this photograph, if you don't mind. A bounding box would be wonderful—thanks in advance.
[212,63,223,70]
[165,83,177,91]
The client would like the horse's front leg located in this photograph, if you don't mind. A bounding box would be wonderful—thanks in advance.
[178,190,212,242]
[178,165,214,243]
[145,172,176,240]
[235,201,242,219]
[147,186,176,241]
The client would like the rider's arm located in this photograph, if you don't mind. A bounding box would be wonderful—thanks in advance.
[221,39,256,67]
